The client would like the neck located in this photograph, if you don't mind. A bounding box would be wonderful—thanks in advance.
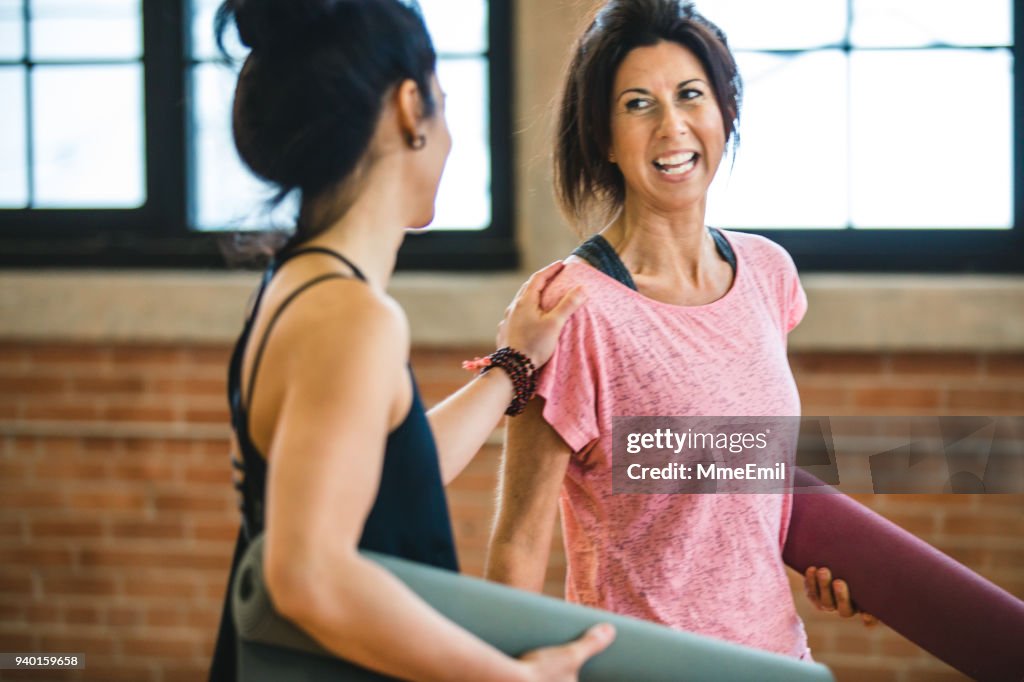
[602,196,715,283]
[298,161,412,290]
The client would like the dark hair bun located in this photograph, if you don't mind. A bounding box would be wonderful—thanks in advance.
[222,0,344,51]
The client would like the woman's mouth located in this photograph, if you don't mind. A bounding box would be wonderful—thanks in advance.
[653,152,698,176]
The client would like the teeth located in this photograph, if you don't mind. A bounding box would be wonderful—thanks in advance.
[655,157,697,175]
[654,152,696,166]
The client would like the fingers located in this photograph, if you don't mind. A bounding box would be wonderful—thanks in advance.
[861,612,880,628]
[547,285,586,325]
[833,579,856,618]
[804,566,821,608]
[568,623,615,666]
[816,567,836,611]
[523,261,568,304]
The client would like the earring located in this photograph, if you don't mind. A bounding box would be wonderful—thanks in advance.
[407,133,426,150]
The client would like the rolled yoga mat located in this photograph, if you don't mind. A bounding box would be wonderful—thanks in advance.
[787,468,1024,682]
[232,534,834,682]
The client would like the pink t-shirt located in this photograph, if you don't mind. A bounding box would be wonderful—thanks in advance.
[536,230,810,658]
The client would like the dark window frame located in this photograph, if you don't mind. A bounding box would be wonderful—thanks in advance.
[0,1,1018,272]
[739,4,1023,273]
[0,0,516,270]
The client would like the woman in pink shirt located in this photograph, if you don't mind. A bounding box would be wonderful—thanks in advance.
[485,0,872,660]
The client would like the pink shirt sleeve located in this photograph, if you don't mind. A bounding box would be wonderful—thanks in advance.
[535,309,599,453]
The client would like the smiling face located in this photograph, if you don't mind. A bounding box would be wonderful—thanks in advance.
[608,40,726,214]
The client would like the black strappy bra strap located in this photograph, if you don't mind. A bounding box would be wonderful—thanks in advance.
[278,246,368,282]
[572,229,736,291]
[244,273,353,408]
[572,235,637,290]
[708,227,737,273]
[239,245,369,411]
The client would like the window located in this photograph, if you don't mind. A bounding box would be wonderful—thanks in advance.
[696,0,1021,271]
[0,0,514,269]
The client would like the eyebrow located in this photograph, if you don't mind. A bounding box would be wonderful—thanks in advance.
[616,78,706,102]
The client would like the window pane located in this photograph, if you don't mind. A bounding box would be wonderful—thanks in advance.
[32,64,145,207]
[192,62,297,230]
[850,50,1012,228]
[418,0,486,55]
[0,67,27,207]
[707,51,848,229]
[431,58,489,230]
[0,0,23,60]
[696,0,847,51]
[30,0,141,60]
[852,0,1012,48]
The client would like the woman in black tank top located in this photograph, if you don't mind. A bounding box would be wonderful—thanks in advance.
[207,2,614,681]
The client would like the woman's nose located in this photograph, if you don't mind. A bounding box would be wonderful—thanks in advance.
[658,105,688,138]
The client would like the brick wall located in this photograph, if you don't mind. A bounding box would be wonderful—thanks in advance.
[0,342,1021,681]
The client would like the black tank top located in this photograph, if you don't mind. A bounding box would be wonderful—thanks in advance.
[208,246,458,682]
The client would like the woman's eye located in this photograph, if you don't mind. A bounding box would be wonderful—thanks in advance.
[625,98,652,111]
[679,88,703,101]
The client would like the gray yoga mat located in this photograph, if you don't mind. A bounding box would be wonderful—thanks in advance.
[232,534,833,681]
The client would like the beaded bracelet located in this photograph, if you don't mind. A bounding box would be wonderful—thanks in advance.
[462,347,538,416]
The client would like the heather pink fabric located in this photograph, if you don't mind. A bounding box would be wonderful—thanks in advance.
[536,230,810,658]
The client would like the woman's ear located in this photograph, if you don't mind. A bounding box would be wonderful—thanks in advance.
[395,79,425,148]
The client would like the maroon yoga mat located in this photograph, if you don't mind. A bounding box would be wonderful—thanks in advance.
[785,469,1024,681]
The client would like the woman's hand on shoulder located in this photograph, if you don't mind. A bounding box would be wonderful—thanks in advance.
[804,566,879,627]
[499,261,585,368]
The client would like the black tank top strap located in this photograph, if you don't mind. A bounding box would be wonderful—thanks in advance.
[276,245,368,282]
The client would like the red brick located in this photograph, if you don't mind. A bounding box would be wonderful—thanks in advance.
[21,403,100,420]
[192,520,239,543]
[66,491,148,512]
[0,547,73,569]
[23,602,60,624]
[143,606,184,627]
[948,389,1024,412]
[122,576,198,600]
[41,575,118,597]
[984,354,1024,378]
[827,664,900,682]
[162,662,213,682]
[0,631,35,651]
[70,376,146,394]
[110,346,184,366]
[890,353,981,377]
[791,352,886,376]
[39,633,116,656]
[110,520,185,541]
[182,464,231,485]
[109,460,177,481]
[106,605,143,626]
[72,663,155,682]
[0,573,32,595]
[102,405,179,422]
[943,516,1023,536]
[33,460,108,481]
[852,388,942,410]
[122,635,198,659]
[0,376,68,394]
[153,493,231,513]
[27,345,108,366]
[183,406,230,424]
[31,519,105,540]
[62,604,103,625]
[79,547,228,572]
[184,346,232,365]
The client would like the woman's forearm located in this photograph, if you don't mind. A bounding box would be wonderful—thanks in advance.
[428,369,514,484]
[268,547,527,682]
